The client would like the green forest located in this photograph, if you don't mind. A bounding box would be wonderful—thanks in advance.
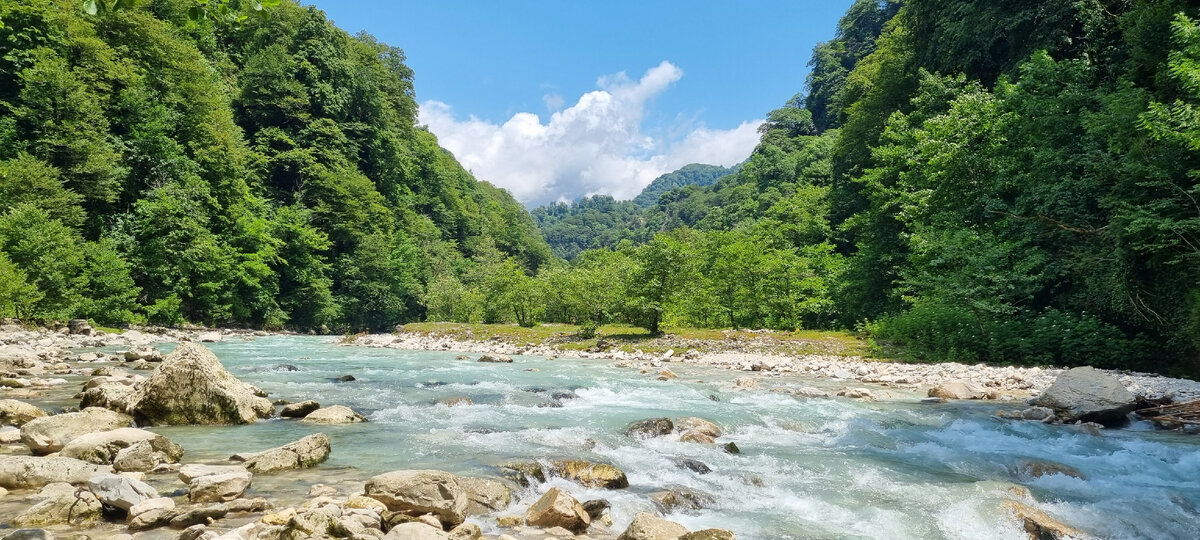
[2,0,1199,376]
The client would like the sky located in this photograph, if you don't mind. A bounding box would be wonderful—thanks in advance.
[308,1,855,206]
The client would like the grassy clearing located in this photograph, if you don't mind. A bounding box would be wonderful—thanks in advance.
[395,322,885,358]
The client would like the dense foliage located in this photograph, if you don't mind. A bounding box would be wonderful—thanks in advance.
[0,0,550,330]
[630,163,737,208]
[476,0,1200,377]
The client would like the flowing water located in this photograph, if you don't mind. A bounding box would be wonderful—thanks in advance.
[91,336,1200,538]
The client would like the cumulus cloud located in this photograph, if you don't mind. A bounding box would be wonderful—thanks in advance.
[418,61,763,206]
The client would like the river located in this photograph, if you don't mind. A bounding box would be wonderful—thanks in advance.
[109,336,1200,539]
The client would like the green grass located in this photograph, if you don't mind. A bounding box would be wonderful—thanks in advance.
[395,322,884,358]
[94,325,125,334]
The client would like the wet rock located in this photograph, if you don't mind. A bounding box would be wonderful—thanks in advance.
[525,487,590,534]
[617,512,689,540]
[500,461,546,486]
[581,499,610,519]
[625,418,674,439]
[337,375,357,382]
[995,407,1056,423]
[20,407,132,454]
[188,470,252,502]
[458,476,512,515]
[300,404,368,424]
[1002,501,1088,540]
[1015,459,1086,480]
[0,399,47,426]
[239,433,331,473]
[837,387,873,400]
[0,456,110,489]
[681,530,736,540]
[723,442,740,454]
[674,458,712,475]
[679,430,715,444]
[675,417,721,438]
[129,343,268,425]
[383,522,450,539]
[273,364,301,372]
[733,377,757,389]
[928,381,986,400]
[365,469,468,527]
[649,488,715,512]
[477,354,513,363]
[1033,366,1136,426]
[547,460,629,489]
[279,400,321,418]
[438,396,472,407]
[448,522,481,540]
[59,427,182,466]
[88,472,158,511]
[12,484,103,527]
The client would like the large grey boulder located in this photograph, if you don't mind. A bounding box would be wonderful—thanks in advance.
[87,472,158,511]
[618,512,689,540]
[0,399,47,426]
[525,487,590,534]
[300,405,367,424]
[59,428,182,466]
[129,342,269,425]
[237,433,330,474]
[1033,367,1136,426]
[458,476,512,515]
[364,469,468,526]
[79,382,137,412]
[20,407,132,454]
[279,400,321,418]
[0,456,110,489]
[113,437,186,472]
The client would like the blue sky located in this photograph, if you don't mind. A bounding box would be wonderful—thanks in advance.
[309,1,855,205]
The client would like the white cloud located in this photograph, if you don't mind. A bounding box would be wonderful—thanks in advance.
[417,61,763,206]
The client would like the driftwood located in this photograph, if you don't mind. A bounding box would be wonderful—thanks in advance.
[1135,400,1200,428]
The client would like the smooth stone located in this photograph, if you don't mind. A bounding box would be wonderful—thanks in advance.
[87,472,159,511]
[364,469,468,527]
[524,487,590,534]
[188,470,252,502]
[240,433,331,473]
[617,512,689,540]
[19,407,133,455]
[0,456,111,489]
[280,400,321,418]
[300,405,368,424]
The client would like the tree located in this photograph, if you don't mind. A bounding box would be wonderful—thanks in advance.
[627,231,697,334]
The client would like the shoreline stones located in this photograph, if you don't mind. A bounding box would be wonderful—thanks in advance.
[364,469,468,527]
[20,407,133,455]
[0,399,47,426]
[58,428,183,467]
[618,512,689,540]
[235,433,331,474]
[0,456,110,489]
[525,487,589,533]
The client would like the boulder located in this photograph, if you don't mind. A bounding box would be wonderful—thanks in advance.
[1014,459,1086,480]
[87,472,158,511]
[477,354,513,363]
[79,382,137,412]
[995,407,1056,422]
[12,484,102,527]
[383,522,451,540]
[0,456,110,489]
[681,530,736,540]
[129,496,175,518]
[448,522,481,540]
[0,399,47,426]
[20,407,132,454]
[624,418,674,439]
[189,470,252,502]
[1002,501,1088,540]
[458,476,512,515]
[679,431,715,444]
[113,437,186,472]
[524,487,590,533]
[1032,367,1136,426]
[649,489,714,512]
[547,460,629,489]
[128,343,265,425]
[124,347,163,362]
[280,400,321,418]
[300,405,368,424]
[928,381,986,400]
[500,461,546,486]
[675,417,721,438]
[365,469,468,526]
[618,512,689,540]
[67,319,93,336]
[2,530,57,540]
[239,433,331,473]
[674,458,711,475]
[59,428,182,466]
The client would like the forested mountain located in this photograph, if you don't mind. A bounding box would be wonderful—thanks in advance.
[531,196,647,260]
[0,0,551,331]
[631,164,737,208]
[446,0,1200,377]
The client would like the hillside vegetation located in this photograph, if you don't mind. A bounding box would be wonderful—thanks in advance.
[0,0,551,331]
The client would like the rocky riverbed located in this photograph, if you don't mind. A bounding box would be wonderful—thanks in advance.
[2,326,1199,540]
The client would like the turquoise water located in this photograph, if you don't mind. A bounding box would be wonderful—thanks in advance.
[138,336,1200,539]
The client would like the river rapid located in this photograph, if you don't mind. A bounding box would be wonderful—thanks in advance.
[105,336,1200,539]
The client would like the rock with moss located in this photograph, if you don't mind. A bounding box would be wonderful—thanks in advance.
[12,483,103,527]
[0,399,47,426]
[129,343,270,426]
[58,428,182,466]
[547,460,629,489]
